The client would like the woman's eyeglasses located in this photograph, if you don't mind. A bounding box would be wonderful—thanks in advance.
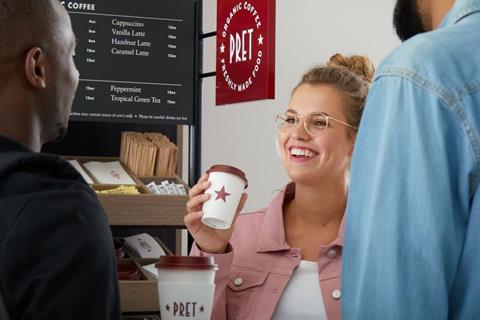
[274,112,357,137]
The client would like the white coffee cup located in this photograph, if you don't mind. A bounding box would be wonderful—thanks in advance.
[156,256,218,320]
[201,164,248,229]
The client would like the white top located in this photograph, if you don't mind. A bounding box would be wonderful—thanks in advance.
[272,260,327,320]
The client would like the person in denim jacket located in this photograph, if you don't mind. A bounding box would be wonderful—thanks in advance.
[343,0,480,319]
[185,54,374,320]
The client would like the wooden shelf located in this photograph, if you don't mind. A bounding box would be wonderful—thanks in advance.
[118,238,172,312]
[65,155,188,312]
[118,259,159,312]
[99,194,187,226]
[64,156,189,227]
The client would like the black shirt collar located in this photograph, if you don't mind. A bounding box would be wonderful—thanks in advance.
[0,134,32,153]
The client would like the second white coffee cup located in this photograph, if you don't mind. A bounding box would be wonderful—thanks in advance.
[201,164,248,229]
[156,256,218,320]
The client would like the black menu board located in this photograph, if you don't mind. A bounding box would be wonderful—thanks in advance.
[62,1,196,125]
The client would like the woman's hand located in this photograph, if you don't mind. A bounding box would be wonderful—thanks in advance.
[185,173,247,254]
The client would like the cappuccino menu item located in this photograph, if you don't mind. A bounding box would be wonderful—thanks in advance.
[201,165,248,229]
[156,256,217,320]
[62,0,195,124]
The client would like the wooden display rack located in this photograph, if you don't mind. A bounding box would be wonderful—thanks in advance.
[118,238,173,312]
[64,156,189,312]
[65,156,189,227]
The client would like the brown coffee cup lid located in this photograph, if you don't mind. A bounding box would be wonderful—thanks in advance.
[155,256,218,271]
[206,164,248,188]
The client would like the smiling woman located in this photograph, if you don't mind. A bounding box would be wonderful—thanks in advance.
[185,53,374,320]
[277,54,374,187]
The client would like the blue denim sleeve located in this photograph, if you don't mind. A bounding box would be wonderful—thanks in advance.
[342,75,475,319]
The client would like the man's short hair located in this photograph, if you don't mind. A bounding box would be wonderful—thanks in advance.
[0,0,58,83]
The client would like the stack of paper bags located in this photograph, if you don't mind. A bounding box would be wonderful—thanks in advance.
[120,131,178,177]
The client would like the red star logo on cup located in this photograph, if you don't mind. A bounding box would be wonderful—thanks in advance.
[214,186,231,202]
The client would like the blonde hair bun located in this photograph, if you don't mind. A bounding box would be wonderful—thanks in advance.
[295,52,375,127]
[327,53,375,83]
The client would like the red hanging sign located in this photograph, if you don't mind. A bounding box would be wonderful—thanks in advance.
[216,0,276,105]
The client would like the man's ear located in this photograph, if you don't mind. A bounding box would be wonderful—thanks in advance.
[24,47,47,89]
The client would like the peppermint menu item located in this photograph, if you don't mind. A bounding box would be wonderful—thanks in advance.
[62,0,195,124]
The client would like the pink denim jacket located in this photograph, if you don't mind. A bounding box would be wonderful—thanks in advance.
[191,183,344,320]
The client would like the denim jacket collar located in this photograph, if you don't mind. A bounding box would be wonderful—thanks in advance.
[256,182,345,253]
[440,0,480,27]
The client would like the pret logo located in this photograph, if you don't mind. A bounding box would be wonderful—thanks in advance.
[164,301,206,318]
[218,1,264,93]
[216,0,275,105]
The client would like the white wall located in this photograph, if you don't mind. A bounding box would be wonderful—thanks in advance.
[200,0,399,211]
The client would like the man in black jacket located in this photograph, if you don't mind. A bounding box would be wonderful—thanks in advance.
[0,0,121,319]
